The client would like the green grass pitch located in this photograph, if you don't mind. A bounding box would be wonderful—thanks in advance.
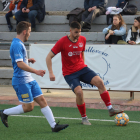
[0,104,140,140]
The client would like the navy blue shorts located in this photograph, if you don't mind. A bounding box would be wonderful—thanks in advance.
[64,67,97,92]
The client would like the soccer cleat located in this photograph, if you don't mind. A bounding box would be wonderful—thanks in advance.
[109,108,124,117]
[82,116,91,125]
[52,121,69,132]
[0,110,8,127]
[2,1,10,11]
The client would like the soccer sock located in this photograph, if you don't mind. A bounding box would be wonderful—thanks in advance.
[100,91,112,110]
[3,105,24,115]
[41,106,56,128]
[77,102,87,118]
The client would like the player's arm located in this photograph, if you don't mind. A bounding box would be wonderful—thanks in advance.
[82,51,85,63]
[46,38,62,81]
[17,61,45,77]
[14,44,45,77]
[46,51,55,81]
[28,58,36,63]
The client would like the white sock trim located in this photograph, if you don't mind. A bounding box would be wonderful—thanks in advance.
[107,105,112,110]
[82,116,87,118]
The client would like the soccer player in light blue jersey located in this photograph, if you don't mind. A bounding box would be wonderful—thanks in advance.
[0,21,68,132]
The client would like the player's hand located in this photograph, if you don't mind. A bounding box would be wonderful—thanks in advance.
[35,70,46,77]
[28,58,36,64]
[49,72,55,81]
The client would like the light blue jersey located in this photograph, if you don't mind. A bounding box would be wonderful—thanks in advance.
[10,38,34,85]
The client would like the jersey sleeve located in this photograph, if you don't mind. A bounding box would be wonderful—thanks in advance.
[51,38,63,55]
[13,44,23,62]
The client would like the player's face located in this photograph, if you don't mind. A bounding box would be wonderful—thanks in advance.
[71,28,81,40]
[113,17,120,26]
[134,19,140,28]
[24,27,31,42]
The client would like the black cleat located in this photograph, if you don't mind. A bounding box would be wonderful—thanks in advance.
[0,110,8,127]
[109,108,124,117]
[52,121,69,132]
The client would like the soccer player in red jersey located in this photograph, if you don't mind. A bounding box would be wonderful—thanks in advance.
[46,21,123,125]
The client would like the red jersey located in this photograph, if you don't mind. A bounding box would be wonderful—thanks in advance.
[51,35,87,76]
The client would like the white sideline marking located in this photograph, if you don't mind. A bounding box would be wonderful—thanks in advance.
[11,115,140,124]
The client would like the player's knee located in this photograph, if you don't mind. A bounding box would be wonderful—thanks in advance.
[75,90,83,98]
[23,104,34,112]
[96,80,104,89]
[40,97,47,107]
[25,107,34,112]
[39,96,46,102]
[28,106,34,112]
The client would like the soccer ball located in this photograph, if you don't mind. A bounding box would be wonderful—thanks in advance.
[114,113,129,126]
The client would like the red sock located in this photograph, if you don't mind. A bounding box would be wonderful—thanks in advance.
[100,91,112,106]
[77,102,86,117]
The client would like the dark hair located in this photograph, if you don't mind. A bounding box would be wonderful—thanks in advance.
[135,16,140,23]
[70,21,81,29]
[111,14,126,30]
[16,21,31,35]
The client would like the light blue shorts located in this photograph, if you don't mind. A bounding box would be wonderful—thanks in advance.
[13,80,43,103]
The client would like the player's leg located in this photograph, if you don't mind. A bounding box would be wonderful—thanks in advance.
[80,67,123,117]
[90,76,123,116]
[32,80,68,132]
[64,74,91,125]
[74,85,91,125]
[0,102,35,128]
[0,83,35,127]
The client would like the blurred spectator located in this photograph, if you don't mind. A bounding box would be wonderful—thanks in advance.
[81,0,107,32]
[5,0,22,32]
[15,0,45,32]
[103,14,126,44]
[106,0,128,25]
[106,0,127,15]
[116,0,128,9]
[119,16,140,45]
